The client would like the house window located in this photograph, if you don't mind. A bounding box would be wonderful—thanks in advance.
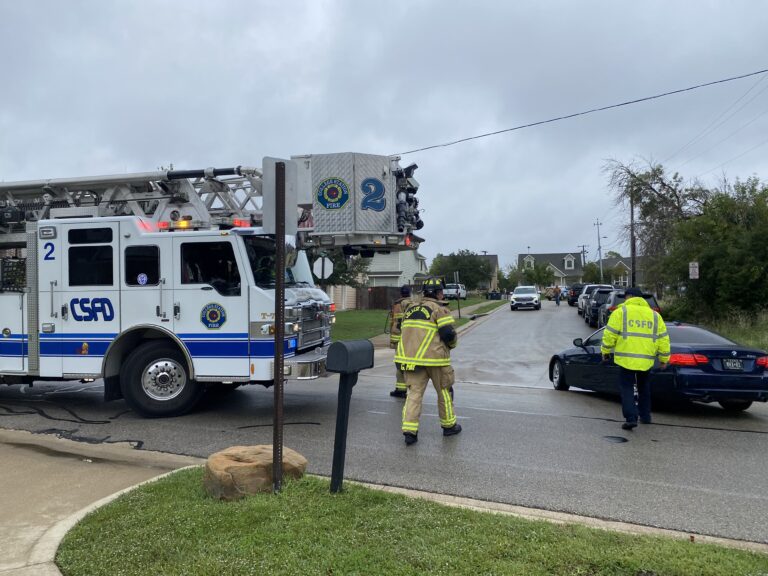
[525,258,534,269]
[565,257,574,270]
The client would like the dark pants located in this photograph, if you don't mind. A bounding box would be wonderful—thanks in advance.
[618,366,651,423]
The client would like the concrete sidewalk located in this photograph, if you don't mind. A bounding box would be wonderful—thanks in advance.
[0,301,506,576]
[0,429,203,576]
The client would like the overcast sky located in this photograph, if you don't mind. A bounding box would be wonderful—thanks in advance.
[1,1,767,269]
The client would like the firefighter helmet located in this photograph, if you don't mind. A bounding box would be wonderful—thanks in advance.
[421,277,445,297]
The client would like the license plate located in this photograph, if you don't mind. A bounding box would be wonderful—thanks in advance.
[722,358,743,371]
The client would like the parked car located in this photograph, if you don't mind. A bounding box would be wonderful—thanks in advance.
[597,290,662,328]
[444,283,467,300]
[510,285,541,310]
[584,288,613,327]
[567,283,584,307]
[577,284,613,316]
[548,323,768,412]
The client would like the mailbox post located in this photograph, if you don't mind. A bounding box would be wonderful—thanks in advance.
[326,340,374,493]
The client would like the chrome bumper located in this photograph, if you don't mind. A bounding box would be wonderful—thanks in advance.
[275,344,329,380]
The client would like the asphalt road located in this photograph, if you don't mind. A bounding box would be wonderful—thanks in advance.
[1,300,767,543]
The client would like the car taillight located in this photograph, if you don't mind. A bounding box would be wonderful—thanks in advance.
[668,353,709,366]
[652,307,661,313]
[329,303,336,313]
[608,306,617,311]
[756,356,768,368]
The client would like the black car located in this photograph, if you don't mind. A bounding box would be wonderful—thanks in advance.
[584,288,613,328]
[597,290,661,328]
[548,324,768,412]
[567,283,584,307]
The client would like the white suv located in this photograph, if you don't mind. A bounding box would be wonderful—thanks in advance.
[444,283,467,300]
[510,285,540,311]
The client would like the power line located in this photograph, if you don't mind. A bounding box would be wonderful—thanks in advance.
[675,101,768,171]
[662,73,768,165]
[696,135,768,178]
[396,67,768,156]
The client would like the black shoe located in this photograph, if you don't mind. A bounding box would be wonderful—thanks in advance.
[640,418,652,425]
[621,421,638,431]
[404,432,418,446]
[390,389,407,398]
[442,423,462,436]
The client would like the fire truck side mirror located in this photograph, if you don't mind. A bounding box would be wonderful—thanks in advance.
[326,340,374,375]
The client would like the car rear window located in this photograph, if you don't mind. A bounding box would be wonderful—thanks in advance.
[593,291,611,304]
[667,325,735,345]
[445,284,458,289]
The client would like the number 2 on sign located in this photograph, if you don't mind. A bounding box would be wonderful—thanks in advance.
[43,242,55,261]
[360,178,386,212]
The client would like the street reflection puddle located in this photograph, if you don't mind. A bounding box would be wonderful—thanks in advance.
[602,435,628,443]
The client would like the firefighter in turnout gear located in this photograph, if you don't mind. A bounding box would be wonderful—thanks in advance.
[389,285,415,398]
[395,277,461,445]
[600,286,670,430]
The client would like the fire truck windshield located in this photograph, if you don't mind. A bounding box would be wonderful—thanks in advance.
[243,236,298,288]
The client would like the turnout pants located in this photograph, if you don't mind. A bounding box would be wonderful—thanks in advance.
[390,342,407,391]
[618,366,652,423]
[401,366,456,434]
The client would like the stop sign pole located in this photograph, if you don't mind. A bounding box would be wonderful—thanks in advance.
[273,162,285,493]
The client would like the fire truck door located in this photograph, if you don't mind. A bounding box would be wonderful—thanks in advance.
[37,223,62,377]
[172,237,249,379]
[59,222,121,377]
[119,226,174,336]
[0,292,25,372]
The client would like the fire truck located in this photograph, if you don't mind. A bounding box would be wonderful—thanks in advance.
[0,153,423,417]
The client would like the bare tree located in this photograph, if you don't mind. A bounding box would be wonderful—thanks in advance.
[603,158,710,294]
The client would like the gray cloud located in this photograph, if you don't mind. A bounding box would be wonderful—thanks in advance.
[1,0,766,269]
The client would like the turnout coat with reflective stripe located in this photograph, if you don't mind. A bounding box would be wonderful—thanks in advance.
[600,297,671,371]
[395,297,456,369]
[389,296,415,345]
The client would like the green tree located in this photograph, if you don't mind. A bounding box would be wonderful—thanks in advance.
[664,177,768,317]
[582,262,601,283]
[308,249,370,288]
[605,250,622,259]
[429,249,493,290]
[522,264,554,287]
[498,265,521,292]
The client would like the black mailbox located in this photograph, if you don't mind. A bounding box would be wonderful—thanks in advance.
[326,340,374,374]
[326,339,375,493]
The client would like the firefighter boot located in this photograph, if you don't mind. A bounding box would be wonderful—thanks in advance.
[404,432,418,446]
[442,423,462,437]
[390,389,407,398]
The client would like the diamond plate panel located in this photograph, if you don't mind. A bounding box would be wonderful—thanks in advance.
[353,153,395,233]
[310,153,397,235]
[311,153,356,234]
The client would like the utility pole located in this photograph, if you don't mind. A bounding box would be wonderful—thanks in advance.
[577,244,589,268]
[594,219,604,283]
[630,194,636,286]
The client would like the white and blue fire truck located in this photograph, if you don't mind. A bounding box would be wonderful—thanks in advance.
[0,153,423,417]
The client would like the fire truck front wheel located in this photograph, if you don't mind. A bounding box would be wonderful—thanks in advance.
[120,342,203,418]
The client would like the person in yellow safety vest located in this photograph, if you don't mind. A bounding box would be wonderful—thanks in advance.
[600,286,670,431]
[389,284,415,398]
[395,277,461,445]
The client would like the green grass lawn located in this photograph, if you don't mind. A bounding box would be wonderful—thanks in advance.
[445,296,486,310]
[331,309,389,341]
[57,470,768,576]
[468,300,507,316]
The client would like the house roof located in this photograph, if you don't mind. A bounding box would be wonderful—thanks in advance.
[517,253,584,275]
[478,254,499,269]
